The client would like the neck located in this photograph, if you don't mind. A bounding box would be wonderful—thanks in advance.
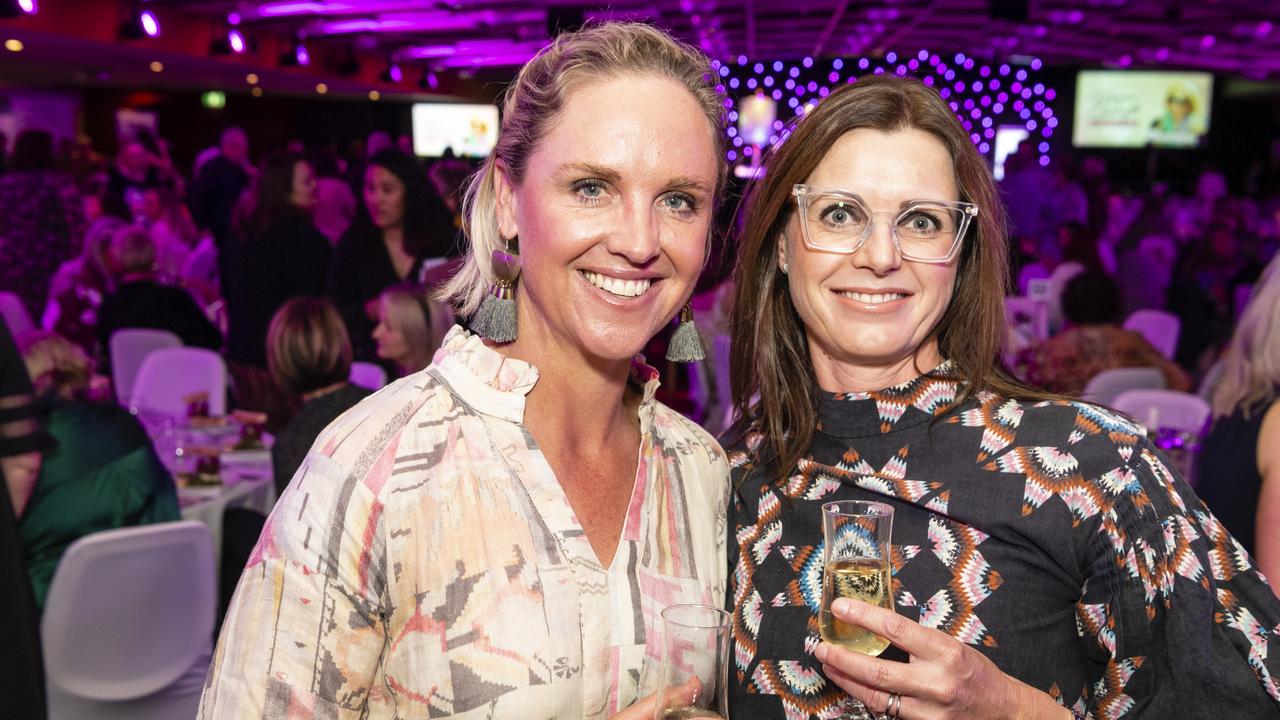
[810,341,942,394]
[382,225,404,248]
[302,381,348,402]
[500,307,638,453]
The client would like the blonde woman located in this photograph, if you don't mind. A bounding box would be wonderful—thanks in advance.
[1198,253,1280,591]
[371,282,452,376]
[201,23,727,719]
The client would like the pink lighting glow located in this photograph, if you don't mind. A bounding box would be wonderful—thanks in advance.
[141,11,159,37]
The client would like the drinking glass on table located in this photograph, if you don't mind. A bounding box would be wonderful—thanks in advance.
[820,500,895,720]
[653,604,730,720]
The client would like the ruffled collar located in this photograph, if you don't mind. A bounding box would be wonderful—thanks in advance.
[429,324,661,424]
[815,360,965,438]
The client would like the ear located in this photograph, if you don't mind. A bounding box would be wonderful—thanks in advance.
[493,161,520,240]
[776,229,790,274]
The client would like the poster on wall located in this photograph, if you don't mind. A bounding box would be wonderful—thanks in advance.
[1073,70,1214,149]
[115,108,159,144]
[0,90,81,146]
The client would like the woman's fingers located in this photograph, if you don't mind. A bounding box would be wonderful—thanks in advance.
[821,662,906,717]
[828,597,955,662]
[610,676,703,720]
[816,641,943,700]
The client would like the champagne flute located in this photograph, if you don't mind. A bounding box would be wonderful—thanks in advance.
[653,604,730,720]
[820,500,894,719]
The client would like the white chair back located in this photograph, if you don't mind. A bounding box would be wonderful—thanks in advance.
[0,290,35,336]
[129,347,227,417]
[42,521,214,720]
[1123,309,1180,359]
[349,361,389,391]
[109,329,183,404]
[1081,367,1166,406]
[1112,389,1211,434]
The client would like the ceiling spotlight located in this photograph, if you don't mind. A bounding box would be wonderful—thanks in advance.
[4,38,23,52]
[418,70,438,90]
[229,29,246,53]
[381,62,402,83]
[0,0,36,18]
[315,83,328,95]
[211,27,246,55]
[368,90,381,101]
[279,39,309,67]
[245,72,259,84]
[251,86,263,97]
[120,8,160,39]
[149,60,163,72]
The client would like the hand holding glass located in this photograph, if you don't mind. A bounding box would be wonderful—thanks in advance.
[652,604,730,720]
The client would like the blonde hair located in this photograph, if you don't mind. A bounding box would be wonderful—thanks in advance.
[18,331,91,400]
[1212,254,1280,419]
[381,283,453,374]
[267,297,353,396]
[438,22,727,316]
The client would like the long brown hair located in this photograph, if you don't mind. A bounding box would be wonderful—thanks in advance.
[730,75,1054,475]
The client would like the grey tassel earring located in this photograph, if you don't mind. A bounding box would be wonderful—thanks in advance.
[666,304,705,362]
[473,238,520,342]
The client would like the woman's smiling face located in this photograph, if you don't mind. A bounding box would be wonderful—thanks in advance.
[494,73,719,363]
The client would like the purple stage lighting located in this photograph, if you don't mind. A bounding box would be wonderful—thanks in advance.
[17,0,35,12]
[228,29,246,53]
[141,10,159,37]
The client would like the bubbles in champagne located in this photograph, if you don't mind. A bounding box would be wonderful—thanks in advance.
[819,557,892,656]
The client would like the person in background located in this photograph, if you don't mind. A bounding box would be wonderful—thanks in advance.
[0,129,85,317]
[203,23,727,718]
[222,152,331,394]
[136,186,198,282]
[106,139,164,202]
[371,282,452,377]
[45,216,127,353]
[266,298,371,495]
[0,130,8,174]
[327,149,456,362]
[0,321,49,720]
[17,331,179,609]
[311,149,355,244]
[1197,253,1280,592]
[1026,270,1189,396]
[191,127,251,247]
[95,226,221,371]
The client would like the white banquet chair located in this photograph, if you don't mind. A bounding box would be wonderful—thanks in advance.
[109,329,183,404]
[0,290,35,336]
[1081,367,1166,407]
[349,361,389,391]
[129,347,227,417]
[1112,389,1211,435]
[41,521,214,720]
[1123,309,1180,360]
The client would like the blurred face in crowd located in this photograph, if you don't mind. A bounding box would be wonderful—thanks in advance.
[493,74,718,364]
[138,189,162,222]
[290,161,319,211]
[364,165,406,230]
[221,129,248,166]
[120,142,150,176]
[780,128,960,388]
[372,298,409,367]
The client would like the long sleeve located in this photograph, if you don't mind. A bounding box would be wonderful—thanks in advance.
[199,450,389,718]
[1074,443,1280,717]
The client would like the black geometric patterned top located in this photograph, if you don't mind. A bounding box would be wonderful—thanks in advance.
[727,362,1280,719]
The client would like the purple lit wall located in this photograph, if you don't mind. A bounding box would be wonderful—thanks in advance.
[711,51,1058,168]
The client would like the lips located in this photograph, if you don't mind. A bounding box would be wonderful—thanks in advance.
[581,270,653,298]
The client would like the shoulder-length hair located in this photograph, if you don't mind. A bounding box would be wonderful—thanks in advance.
[238,150,310,240]
[267,297,353,396]
[350,149,456,260]
[438,21,727,317]
[379,282,453,374]
[730,75,1053,474]
[1211,254,1280,419]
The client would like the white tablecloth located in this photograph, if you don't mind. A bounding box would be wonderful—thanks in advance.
[176,450,275,570]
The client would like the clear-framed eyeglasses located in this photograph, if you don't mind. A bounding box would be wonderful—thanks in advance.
[791,184,979,264]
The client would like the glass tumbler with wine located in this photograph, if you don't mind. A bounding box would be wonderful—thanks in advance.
[820,500,895,719]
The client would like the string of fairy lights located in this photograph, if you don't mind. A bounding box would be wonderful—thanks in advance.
[710,50,1057,170]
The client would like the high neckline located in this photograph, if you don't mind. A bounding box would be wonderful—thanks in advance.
[815,360,964,438]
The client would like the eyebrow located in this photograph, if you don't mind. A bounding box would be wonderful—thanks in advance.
[556,162,713,195]
[820,190,955,208]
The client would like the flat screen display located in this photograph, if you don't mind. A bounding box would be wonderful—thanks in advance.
[1072,70,1213,148]
[411,103,499,158]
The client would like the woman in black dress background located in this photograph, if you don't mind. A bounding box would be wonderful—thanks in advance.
[327,150,456,363]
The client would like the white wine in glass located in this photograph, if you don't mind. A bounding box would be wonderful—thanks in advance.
[819,556,892,655]
[660,708,726,719]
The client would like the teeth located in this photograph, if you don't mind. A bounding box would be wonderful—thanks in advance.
[839,291,906,304]
[582,271,651,298]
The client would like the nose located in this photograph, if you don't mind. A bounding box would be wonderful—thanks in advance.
[850,216,901,276]
[605,199,662,265]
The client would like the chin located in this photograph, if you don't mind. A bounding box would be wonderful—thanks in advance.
[575,324,656,364]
